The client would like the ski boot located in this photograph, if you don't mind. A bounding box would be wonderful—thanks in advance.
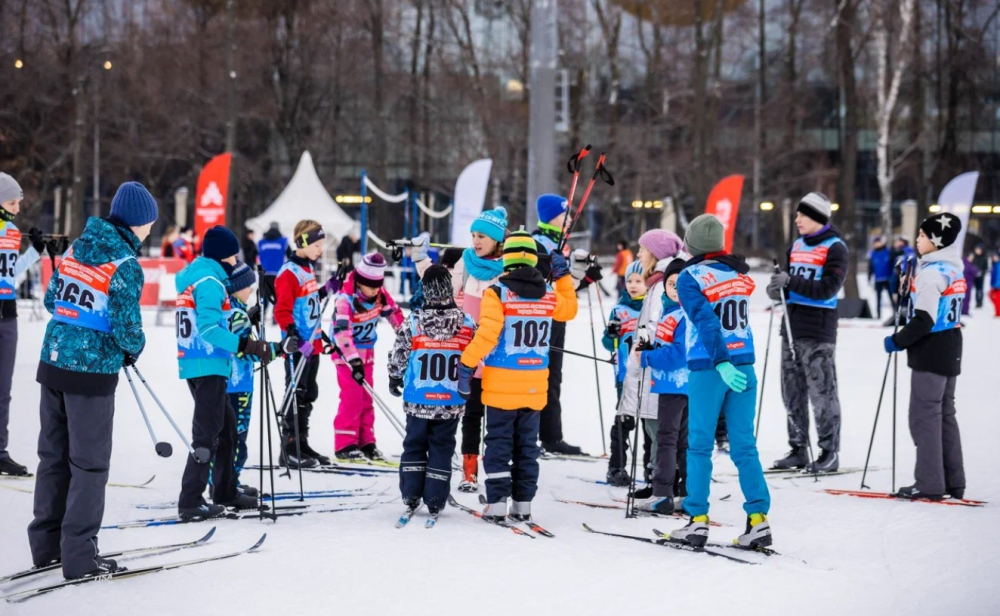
[403,497,421,511]
[715,438,730,455]
[772,446,809,470]
[636,495,674,515]
[606,467,631,487]
[361,443,385,461]
[0,457,30,477]
[735,513,772,548]
[633,484,653,500]
[279,436,319,469]
[299,434,331,466]
[238,484,259,498]
[178,502,226,521]
[220,493,261,511]
[509,500,531,522]
[335,445,367,462]
[482,500,507,523]
[805,450,839,473]
[894,485,944,501]
[946,487,965,500]
[669,515,710,547]
[458,454,478,493]
[542,440,585,456]
[67,559,127,580]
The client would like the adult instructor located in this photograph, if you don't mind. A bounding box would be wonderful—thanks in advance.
[768,192,848,473]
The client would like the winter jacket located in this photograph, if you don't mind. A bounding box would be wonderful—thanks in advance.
[677,253,756,371]
[36,217,145,396]
[868,246,892,282]
[971,252,989,278]
[890,243,963,377]
[274,255,325,355]
[783,226,849,344]
[640,304,689,395]
[460,267,578,411]
[387,306,477,419]
[0,218,41,319]
[602,293,644,383]
[175,256,241,379]
[226,296,258,394]
[258,229,288,275]
[991,258,1000,290]
[331,271,404,365]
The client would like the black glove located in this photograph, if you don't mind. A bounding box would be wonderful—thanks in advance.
[280,335,301,355]
[246,305,262,326]
[239,338,280,365]
[349,358,366,386]
[585,262,603,283]
[389,376,403,397]
[28,227,45,253]
[634,337,654,352]
[605,318,621,339]
[123,352,138,367]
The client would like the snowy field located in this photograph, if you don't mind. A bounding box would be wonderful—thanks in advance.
[1,273,998,616]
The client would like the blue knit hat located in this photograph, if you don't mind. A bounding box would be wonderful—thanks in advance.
[225,261,257,294]
[470,206,508,243]
[625,260,644,279]
[110,181,158,227]
[536,194,568,224]
[202,225,240,261]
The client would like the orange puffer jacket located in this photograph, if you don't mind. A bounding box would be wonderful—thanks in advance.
[460,268,578,411]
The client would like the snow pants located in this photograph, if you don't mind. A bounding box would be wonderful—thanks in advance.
[283,353,319,439]
[334,362,375,451]
[0,317,16,460]
[483,407,541,504]
[684,366,769,517]
[781,337,841,452]
[647,394,688,499]
[460,378,485,455]
[210,392,253,488]
[399,415,460,512]
[908,371,965,494]
[874,280,892,318]
[179,377,238,509]
[28,386,114,577]
[539,320,566,444]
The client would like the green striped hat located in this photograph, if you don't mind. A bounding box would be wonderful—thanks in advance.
[503,228,538,272]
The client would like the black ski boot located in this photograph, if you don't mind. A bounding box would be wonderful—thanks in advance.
[946,487,965,500]
[633,485,653,500]
[606,467,631,487]
[67,559,127,580]
[894,485,944,501]
[279,436,319,469]
[335,445,366,462]
[299,434,331,466]
[542,440,585,456]
[0,457,30,477]
[178,502,226,521]
[772,446,809,470]
[805,450,839,473]
[220,493,261,511]
[361,444,385,461]
[238,484,259,497]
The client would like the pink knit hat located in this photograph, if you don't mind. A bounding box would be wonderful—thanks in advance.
[354,252,387,288]
[638,229,684,261]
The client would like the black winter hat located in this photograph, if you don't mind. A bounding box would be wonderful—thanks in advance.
[663,257,688,282]
[202,225,240,261]
[919,213,961,250]
[422,265,454,306]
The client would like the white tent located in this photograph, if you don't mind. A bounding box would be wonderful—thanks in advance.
[245,151,357,242]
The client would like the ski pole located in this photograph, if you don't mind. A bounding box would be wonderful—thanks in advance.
[625,325,650,519]
[548,345,615,365]
[128,365,211,464]
[123,366,173,458]
[253,266,279,520]
[754,303,778,439]
[556,152,614,257]
[563,145,591,216]
[774,260,797,363]
[773,260,815,479]
[587,285,608,455]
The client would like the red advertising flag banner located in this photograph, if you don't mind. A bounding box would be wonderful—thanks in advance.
[704,174,744,253]
[195,152,232,240]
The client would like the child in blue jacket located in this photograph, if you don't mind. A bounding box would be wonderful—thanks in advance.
[636,258,689,514]
[669,214,771,549]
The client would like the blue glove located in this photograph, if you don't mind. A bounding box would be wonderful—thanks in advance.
[716,361,748,393]
[883,335,902,353]
[550,252,570,280]
[457,363,475,400]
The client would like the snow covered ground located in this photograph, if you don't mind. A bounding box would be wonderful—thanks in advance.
[1,273,998,615]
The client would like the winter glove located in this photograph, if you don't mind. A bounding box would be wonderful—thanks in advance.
[389,376,404,397]
[883,335,902,353]
[410,233,430,263]
[324,276,342,297]
[28,227,45,253]
[246,304,262,327]
[240,338,281,365]
[716,361,748,393]
[349,358,366,386]
[634,336,654,353]
[605,318,622,340]
[550,252,570,281]
[260,275,277,305]
[457,363,475,400]
[280,335,302,356]
[570,249,592,283]
[766,272,789,301]
[585,262,603,283]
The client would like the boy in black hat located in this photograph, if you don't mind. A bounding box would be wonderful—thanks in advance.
[884,212,966,501]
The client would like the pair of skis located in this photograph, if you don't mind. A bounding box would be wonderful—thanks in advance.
[0,529,265,603]
[104,499,382,529]
[395,503,439,529]
[823,488,985,508]
[582,524,789,565]
[551,494,727,527]
[134,485,383,510]
[446,495,555,538]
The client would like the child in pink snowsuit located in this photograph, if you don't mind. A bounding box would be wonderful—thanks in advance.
[332,252,403,461]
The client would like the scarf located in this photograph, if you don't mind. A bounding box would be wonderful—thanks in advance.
[462,247,503,282]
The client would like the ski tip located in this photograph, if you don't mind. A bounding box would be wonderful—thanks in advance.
[249,534,267,552]
[198,527,217,543]
[581,523,594,533]
[141,475,156,487]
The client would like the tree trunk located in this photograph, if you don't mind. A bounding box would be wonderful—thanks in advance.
[836,0,860,299]
[692,0,709,208]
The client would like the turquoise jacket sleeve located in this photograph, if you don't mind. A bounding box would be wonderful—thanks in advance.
[193,278,241,353]
[107,259,147,355]
[677,270,730,366]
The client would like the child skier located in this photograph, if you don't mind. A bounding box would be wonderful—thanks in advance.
[635,257,690,513]
[331,252,404,461]
[670,214,771,549]
[388,265,477,517]
[176,225,291,520]
[602,259,646,486]
[457,230,578,521]
[884,212,966,500]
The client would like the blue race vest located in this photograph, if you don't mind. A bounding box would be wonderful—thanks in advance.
[649,308,689,395]
[611,303,641,383]
[483,282,557,370]
[227,305,255,393]
[278,261,321,341]
[0,222,21,301]
[787,236,845,309]
[336,293,386,350]
[910,261,966,333]
[176,278,232,360]
[402,313,477,406]
[683,263,756,364]
[531,231,569,257]
[51,249,135,333]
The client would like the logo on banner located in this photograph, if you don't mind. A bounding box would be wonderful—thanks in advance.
[201,182,224,208]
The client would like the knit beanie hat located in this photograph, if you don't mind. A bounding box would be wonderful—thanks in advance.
[502,229,538,272]
[638,229,684,261]
[625,260,644,279]
[663,257,688,281]
[919,213,961,250]
[0,173,23,205]
[684,214,726,257]
[797,191,832,225]
[202,225,240,261]
[536,194,568,225]
[354,252,387,288]
[421,264,454,306]
[110,182,159,227]
[470,206,508,243]
[225,261,257,294]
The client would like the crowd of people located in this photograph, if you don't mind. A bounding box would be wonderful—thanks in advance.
[0,170,983,580]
